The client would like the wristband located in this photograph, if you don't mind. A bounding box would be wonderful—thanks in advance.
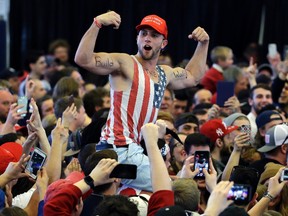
[94,17,102,28]
[264,192,274,201]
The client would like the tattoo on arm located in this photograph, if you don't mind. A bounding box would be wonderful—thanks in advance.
[95,56,114,68]
[173,69,187,79]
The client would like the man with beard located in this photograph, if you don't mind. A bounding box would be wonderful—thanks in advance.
[0,88,14,125]
[200,119,239,174]
[74,11,209,191]
[247,84,273,139]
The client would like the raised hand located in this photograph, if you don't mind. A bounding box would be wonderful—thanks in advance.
[51,118,69,144]
[62,103,78,129]
[95,11,121,29]
[155,119,167,139]
[188,27,209,43]
[27,98,43,131]
[141,123,159,147]
[64,158,82,177]
[89,158,119,187]
[180,155,199,179]
[2,154,30,182]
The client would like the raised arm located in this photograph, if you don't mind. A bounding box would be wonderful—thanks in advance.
[74,11,123,75]
[166,27,209,90]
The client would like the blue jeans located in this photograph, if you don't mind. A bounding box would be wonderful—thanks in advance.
[96,141,152,191]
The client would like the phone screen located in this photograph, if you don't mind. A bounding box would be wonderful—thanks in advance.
[194,151,210,179]
[227,184,251,205]
[109,164,137,179]
[216,81,234,107]
[25,148,47,179]
[238,125,252,145]
[17,96,28,117]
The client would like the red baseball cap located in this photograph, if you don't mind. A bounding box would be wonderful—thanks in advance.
[200,119,238,143]
[0,142,23,174]
[136,15,168,39]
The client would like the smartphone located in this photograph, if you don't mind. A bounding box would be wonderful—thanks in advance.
[193,151,210,179]
[17,96,28,117]
[280,168,288,182]
[238,125,252,145]
[268,43,277,57]
[216,81,234,107]
[109,164,137,179]
[25,148,47,179]
[227,184,252,206]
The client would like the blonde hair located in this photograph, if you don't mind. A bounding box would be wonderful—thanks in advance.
[210,46,232,63]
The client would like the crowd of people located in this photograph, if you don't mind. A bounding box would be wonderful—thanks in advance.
[0,10,288,216]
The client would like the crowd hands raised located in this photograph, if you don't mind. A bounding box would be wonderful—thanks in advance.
[1,10,288,216]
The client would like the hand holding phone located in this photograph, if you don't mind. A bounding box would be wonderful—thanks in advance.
[227,184,252,205]
[109,164,137,179]
[17,96,28,117]
[280,168,288,182]
[25,148,47,179]
[194,151,210,179]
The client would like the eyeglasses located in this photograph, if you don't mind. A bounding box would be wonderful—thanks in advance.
[173,142,184,148]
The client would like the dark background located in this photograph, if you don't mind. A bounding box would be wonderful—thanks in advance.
[7,0,288,79]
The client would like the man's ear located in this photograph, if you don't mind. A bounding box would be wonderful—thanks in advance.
[161,40,168,49]
[215,138,223,148]
[259,127,266,137]
[248,97,253,106]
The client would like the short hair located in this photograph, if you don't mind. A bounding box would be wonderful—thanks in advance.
[54,96,83,119]
[36,94,53,118]
[23,50,45,71]
[52,77,79,102]
[223,65,243,83]
[48,39,70,54]
[93,195,139,216]
[83,88,110,118]
[157,111,174,124]
[229,166,260,203]
[83,150,118,194]
[249,83,271,99]
[210,46,232,64]
[172,178,200,211]
[184,133,210,154]
[78,143,96,169]
[0,206,28,216]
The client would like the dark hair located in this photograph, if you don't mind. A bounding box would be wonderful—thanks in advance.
[83,150,118,193]
[49,67,78,89]
[83,88,110,118]
[52,77,79,102]
[48,39,70,54]
[0,206,28,216]
[23,50,45,71]
[184,133,210,155]
[93,195,139,216]
[249,84,271,99]
[36,94,53,118]
[229,166,260,203]
[78,143,96,169]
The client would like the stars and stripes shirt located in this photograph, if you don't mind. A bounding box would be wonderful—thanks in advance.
[101,55,167,146]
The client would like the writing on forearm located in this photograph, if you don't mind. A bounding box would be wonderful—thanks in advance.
[95,56,114,68]
[173,69,187,79]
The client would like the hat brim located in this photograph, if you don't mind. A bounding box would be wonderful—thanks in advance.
[136,24,166,39]
[257,145,278,153]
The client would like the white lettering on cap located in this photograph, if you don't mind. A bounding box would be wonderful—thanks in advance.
[216,128,224,136]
